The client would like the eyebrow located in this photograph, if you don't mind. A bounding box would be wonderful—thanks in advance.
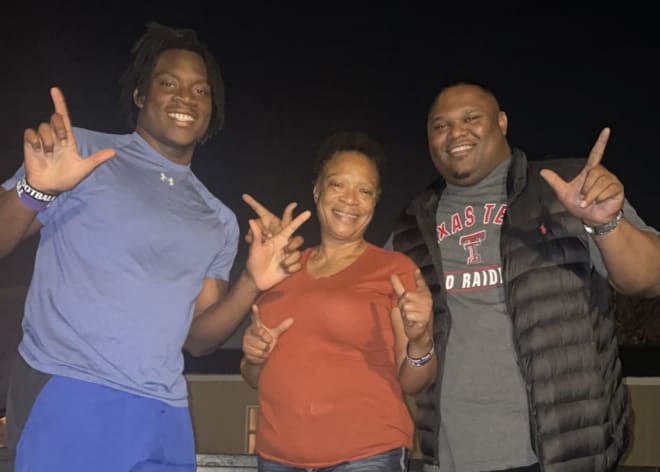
[153,70,208,82]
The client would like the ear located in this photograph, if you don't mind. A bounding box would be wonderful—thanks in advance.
[133,89,145,109]
[313,184,320,204]
[498,111,508,136]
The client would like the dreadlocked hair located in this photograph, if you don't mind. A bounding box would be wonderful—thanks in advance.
[119,21,225,144]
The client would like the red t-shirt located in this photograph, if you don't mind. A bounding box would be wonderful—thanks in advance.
[255,244,418,467]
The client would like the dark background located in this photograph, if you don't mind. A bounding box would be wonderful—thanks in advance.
[0,7,658,377]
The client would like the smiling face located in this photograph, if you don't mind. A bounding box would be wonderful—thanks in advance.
[134,49,212,165]
[313,151,380,245]
[427,84,511,186]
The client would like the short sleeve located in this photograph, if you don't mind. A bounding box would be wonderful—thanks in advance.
[205,210,239,282]
[2,165,25,190]
[589,198,659,277]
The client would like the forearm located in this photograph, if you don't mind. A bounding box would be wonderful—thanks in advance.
[398,337,437,395]
[0,187,39,259]
[593,219,660,297]
[240,356,263,389]
[185,271,261,356]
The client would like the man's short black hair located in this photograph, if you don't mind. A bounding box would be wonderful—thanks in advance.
[119,22,225,144]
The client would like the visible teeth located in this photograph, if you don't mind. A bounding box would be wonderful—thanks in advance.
[169,113,194,122]
[450,144,472,154]
[335,210,357,219]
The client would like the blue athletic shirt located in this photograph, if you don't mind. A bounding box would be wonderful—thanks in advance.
[2,128,239,406]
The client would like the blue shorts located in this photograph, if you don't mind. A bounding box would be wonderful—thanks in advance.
[7,358,195,472]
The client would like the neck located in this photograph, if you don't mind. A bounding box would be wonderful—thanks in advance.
[307,238,368,279]
[136,128,195,166]
[313,238,367,262]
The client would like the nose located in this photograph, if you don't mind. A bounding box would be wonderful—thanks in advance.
[174,87,196,104]
[340,187,359,204]
[448,122,466,139]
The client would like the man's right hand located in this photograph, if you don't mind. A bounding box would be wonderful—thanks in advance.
[23,87,115,194]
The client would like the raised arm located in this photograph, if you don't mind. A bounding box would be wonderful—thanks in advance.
[242,193,305,252]
[540,128,660,296]
[0,87,115,258]
[184,208,310,356]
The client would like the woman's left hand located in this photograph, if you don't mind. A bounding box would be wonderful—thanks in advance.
[391,269,433,342]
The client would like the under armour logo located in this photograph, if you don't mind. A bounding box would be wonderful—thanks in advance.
[160,172,174,186]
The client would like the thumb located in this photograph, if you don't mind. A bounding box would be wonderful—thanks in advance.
[539,168,563,191]
[279,210,312,240]
[272,317,294,337]
[84,148,116,170]
[251,304,262,326]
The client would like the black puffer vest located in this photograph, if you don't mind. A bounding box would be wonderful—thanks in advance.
[392,150,630,472]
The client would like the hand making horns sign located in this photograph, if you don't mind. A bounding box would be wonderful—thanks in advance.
[540,127,624,228]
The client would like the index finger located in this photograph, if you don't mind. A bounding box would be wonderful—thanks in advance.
[585,127,610,168]
[414,269,430,293]
[278,210,311,240]
[242,193,275,219]
[50,87,73,134]
[390,273,406,298]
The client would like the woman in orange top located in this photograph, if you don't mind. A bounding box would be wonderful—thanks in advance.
[240,131,436,472]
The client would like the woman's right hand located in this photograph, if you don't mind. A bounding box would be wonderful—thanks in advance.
[241,304,294,365]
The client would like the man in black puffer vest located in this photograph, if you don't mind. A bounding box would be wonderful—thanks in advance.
[392,81,660,472]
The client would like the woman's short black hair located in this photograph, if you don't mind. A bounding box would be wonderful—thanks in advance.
[313,130,387,194]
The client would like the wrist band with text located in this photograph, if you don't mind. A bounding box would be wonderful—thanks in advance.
[15,177,58,212]
[406,341,435,367]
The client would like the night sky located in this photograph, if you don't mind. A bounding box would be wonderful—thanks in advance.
[1,8,658,355]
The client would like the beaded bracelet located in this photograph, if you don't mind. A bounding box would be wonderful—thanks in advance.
[15,177,58,212]
[406,341,435,367]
